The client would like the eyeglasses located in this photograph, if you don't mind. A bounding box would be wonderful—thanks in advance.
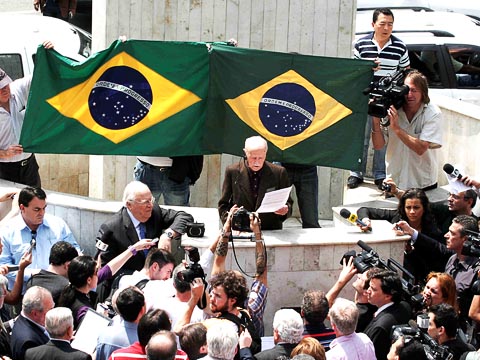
[448,193,469,201]
[130,197,155,206]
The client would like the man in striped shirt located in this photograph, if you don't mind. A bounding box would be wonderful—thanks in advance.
[347,8,410,190]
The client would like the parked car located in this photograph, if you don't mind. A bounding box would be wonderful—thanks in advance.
[0,13,91,80]
[357,0,480,21]
[356,10,480,105]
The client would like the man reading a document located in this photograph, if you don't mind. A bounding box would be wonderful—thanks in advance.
[218,136,293,230]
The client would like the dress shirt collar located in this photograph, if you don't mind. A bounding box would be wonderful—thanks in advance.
[10,213,50,232]
[21,312,48,333]
[374,302,394,317]
[126,208,142,229]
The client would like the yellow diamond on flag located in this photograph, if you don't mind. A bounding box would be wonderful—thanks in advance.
[225,69,352,150]
[47,51,201,144]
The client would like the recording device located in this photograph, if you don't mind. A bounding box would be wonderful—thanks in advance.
[462,229,480,295]
[391,320,453,360]
[232,208,252,232]
[177,247,208,309]
[186,222,205,238]
[6,265,19,272]
[341,240,424,310]
[339,208,372,231]
[28,231,37,254]
[379,181,392,193]
[95,239,109,251]
[177,247,206,283]
[443,163,462,180]
[363,68,409,119]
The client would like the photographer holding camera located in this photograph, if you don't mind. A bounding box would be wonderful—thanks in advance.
[428,304,475,360]
[371,69,443,191]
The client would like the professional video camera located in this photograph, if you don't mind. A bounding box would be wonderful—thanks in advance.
[363,68,409,120]
[462,229,480,295]
[392,322,453,360]
[341,240,424,311]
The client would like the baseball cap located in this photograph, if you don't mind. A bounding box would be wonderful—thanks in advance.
[0,68,12,89]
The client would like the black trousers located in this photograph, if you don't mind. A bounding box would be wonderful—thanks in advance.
[0,154,41,187]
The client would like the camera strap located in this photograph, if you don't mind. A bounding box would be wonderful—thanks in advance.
[229,236,267,279]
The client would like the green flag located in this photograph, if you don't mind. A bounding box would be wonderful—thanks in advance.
[206,45,373,170]
[21,40,209,156]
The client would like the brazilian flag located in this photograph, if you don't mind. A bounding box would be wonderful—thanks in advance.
[206,44,373,170]
[21,40,209,156]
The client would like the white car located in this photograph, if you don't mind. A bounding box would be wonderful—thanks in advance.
[0,13,91,80]
[356,10,480,105]
[357,0,480,20]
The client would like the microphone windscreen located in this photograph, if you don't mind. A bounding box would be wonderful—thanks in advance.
[340,208,351,219]
[443,163,454,174]
[357,240,373,252]
[408,319,419,330]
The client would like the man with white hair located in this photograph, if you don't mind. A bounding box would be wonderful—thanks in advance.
[11,286,54,360]
[95,180,193,301]
[218,136,292,230]
[24,307,91,360]
[326,298,376,360]
[255,309,304,360]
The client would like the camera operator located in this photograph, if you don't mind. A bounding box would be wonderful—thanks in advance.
[387,336,427,360]
[428,304,475,360]
[371,70,443,191]
[347,7,410,190]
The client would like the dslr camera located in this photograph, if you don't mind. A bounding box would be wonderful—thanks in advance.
[363,68,409,119]
[462,230,480,295]
[232,208,252,232]
[177,247,205,283]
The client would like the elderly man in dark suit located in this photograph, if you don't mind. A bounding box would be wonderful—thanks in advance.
[218,136,292,230]
[11,286,54,360]
[95,181,193,301]
[25,307,91,360]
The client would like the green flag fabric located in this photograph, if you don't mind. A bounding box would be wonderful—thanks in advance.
[21,40,373,170]
[21,40,209,156]
[206,45,373,169]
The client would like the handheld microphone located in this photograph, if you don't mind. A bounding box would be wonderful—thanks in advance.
[340,209,372,231]
[28,231,37,254]
[443,163,462,180]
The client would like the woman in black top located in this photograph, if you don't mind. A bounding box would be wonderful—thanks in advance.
[357,188,444,284]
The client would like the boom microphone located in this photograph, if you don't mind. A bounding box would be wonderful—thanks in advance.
[357,240,374,253]
[340,208,372,231]
[443,163,462,180]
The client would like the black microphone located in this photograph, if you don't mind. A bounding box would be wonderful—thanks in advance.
[409,320,438,348]
[357,240,374,253]
[28,231,37,254]
[443,163,462,180]
[340,208,372,231]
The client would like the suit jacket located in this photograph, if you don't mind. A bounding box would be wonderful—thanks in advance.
[97,205,193,270]
[254,343,297,360]
[363,303,411,360]
[218,160,293,230]
[25,339,92,360]
[11,314,49,360]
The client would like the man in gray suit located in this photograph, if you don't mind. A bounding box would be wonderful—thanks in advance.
[25,307,91,360]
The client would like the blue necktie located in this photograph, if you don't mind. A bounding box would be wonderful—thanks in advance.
[138,223,149,256]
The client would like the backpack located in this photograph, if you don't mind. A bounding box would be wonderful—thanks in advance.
[218,309,262,355]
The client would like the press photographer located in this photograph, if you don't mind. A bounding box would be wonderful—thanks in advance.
[371,69,443,190]
[427,304,474,360]
[390,320,452,360]
[341,240,424,312]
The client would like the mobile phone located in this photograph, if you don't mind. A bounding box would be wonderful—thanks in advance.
[7,265,19,272]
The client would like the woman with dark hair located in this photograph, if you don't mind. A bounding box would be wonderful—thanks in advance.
[58,238,155,328]
[356,188,444,283]
[58,255,99,328]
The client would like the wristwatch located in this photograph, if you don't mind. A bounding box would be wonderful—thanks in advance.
[165,230,174,239]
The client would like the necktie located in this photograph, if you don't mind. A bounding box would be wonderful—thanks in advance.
[138,223,146,240]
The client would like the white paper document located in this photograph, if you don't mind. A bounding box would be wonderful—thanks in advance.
[256,186,292,213]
